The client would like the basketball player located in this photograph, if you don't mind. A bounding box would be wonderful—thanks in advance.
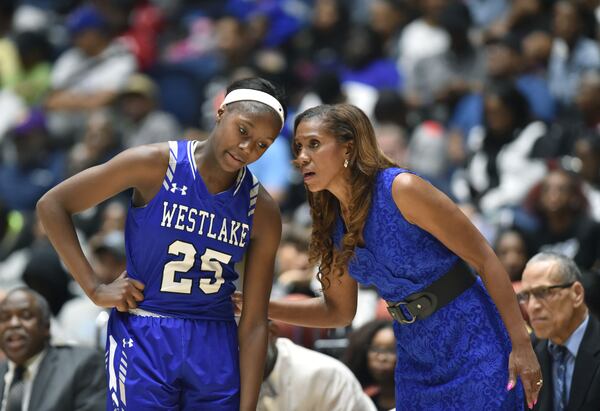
[37,77,287,411]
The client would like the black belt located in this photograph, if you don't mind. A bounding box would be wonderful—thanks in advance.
[386,259,476,324]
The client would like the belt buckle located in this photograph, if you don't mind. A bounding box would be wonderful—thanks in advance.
[387,301,416,324]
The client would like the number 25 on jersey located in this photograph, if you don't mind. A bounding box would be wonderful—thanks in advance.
[161,240,232,294]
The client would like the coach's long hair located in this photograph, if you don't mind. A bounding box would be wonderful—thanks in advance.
[293,104,396,287]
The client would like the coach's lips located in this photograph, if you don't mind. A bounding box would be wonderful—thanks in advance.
[302,171,315,182]
[301,169,315,182]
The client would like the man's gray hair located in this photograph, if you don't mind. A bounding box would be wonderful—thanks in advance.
[527,251,582,283]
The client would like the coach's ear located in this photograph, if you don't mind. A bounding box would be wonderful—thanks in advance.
[344,140,353,153]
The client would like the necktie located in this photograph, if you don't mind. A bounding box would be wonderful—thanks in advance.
[549,344,569,411]
[6,365,25,411]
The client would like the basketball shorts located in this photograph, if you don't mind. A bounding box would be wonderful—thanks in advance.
[105,309,240,411]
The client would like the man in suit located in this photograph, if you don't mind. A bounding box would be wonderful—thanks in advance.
[0,287,106,411]
[519,252,600,411]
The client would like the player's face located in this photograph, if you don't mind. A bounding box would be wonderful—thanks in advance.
[214,106,281,172]
[293,119,350,193]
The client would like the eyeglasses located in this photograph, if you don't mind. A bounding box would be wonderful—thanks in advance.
[368,346,397,358]
[516,282,574,305]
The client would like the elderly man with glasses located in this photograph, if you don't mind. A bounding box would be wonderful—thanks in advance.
[519,251,600,411]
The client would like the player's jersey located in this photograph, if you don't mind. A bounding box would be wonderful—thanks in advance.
[124,140,259,320]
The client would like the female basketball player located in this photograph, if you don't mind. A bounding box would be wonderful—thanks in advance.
[37,77,286,411]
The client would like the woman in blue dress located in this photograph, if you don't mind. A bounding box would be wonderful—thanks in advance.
[266,104,542,410]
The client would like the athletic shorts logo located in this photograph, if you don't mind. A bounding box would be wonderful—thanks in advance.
[122,338,134,348]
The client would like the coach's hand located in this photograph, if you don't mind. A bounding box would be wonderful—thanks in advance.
[507,341,542,409]
[91,271,145,312]
[232,291,243,316]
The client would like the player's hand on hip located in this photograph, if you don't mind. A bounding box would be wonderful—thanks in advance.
[507,341,542,409]
[92,271,145,312]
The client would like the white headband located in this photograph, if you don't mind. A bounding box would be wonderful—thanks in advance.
[220,88,285,130]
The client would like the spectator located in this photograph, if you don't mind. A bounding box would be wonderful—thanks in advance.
[374,124,408,167]
[398,0,450,87]
[0,109,66,211]
[524,168,600,270]
[67,109,122,177]
[407,1,485,123]
[343,320,396,411]
[574,134,600,221]
[258,321,376,411]
[0,287,106,411]
[452,83,547,216]
[519,252,600,411]
[450,33,556,139]
[494,227,531,283]
[340,25,402,119]
[45,4,136,141]
[484,0,552,43]
[548,1,600,108]
[114,73,181,149]
[534,70,600,159]
[368,0,409,60]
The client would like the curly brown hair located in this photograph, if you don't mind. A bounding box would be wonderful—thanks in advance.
[293,104,396,287]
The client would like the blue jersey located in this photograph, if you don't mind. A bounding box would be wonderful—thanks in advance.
[124,140,259,320]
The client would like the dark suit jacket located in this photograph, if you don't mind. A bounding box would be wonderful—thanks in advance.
[0,345,106,411]
[533,315,600,411]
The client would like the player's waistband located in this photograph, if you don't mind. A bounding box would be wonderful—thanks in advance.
[128,308,171,318]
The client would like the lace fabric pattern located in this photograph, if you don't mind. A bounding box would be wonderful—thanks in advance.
[333,168,524,410]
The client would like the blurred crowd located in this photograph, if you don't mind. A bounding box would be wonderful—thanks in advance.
[0,0,600,409]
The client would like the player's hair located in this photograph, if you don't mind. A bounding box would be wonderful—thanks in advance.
[292,104,395,287]
[224,77,288,127]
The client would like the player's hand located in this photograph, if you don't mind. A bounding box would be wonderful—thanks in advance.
[507,341,542,409]
[232,291,243,316]
[91,271,145,312]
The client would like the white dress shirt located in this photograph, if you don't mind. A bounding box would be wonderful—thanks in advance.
[1,348,47,411]
[258,338,377,411]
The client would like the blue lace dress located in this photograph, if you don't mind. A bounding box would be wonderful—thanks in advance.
[333,168,524,411]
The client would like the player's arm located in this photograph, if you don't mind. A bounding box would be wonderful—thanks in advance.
[238,186,281,411]
[36,143,169,310]
[391,172,540,406]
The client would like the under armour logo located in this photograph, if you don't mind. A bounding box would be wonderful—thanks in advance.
[122,338,134,348]
[170,183,188,195]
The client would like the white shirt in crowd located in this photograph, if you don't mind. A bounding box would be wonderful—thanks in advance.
[258,337,377,411]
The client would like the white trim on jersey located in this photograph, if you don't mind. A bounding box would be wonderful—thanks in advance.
[248,175,259,216]
[187,140,198,179]
[163,141,179,190]
[233,167,246,196]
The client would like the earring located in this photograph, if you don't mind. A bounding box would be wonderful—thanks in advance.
[343,159,349,168]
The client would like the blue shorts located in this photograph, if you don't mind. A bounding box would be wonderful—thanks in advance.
[105,309,240,411]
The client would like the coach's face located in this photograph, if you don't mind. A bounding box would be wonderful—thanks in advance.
[520,261,583,345]
[0,290,50,365]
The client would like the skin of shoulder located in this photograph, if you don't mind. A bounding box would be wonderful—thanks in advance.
[391,172,493,272]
